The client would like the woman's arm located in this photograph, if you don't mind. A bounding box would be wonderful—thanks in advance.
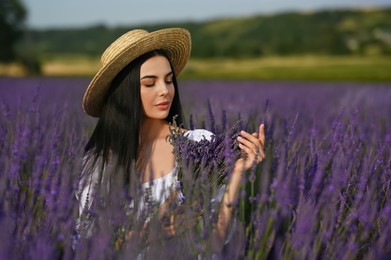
[148,126,265,249]
[212,123,266,251]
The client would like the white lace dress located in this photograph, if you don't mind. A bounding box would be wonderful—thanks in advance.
[78,129,218,219]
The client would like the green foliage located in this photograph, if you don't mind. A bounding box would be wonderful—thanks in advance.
[25,8,391,58]
[0,0,26,62]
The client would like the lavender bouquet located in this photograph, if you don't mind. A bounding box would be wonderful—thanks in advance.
[162,120,243,244]
[167,120,242,191]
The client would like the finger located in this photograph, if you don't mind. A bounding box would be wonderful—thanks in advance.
[162,225,175,238]
[240,130,260,145]
[237,133,258,151]
[171,214,175,226]
[238,140,257,157]
[257,148,266,161]
[167,214,175,236]
[238,143,256,159]
[259,124,265,146]
[238,143,250,154]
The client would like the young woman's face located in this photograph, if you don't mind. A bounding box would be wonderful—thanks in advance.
[139,55,175,120]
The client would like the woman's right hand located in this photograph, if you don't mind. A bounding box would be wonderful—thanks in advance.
[158,194,203,239]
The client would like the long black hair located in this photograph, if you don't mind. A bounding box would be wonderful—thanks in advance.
[81,49,185,190]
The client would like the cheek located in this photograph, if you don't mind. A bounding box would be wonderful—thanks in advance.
[169,85,175,98]
[140,89,152,109]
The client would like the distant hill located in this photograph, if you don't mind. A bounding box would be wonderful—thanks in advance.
[23,8,391,58]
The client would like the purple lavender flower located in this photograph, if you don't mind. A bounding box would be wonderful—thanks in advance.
[1,78,391,258]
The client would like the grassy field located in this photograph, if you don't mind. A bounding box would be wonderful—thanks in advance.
[1,54,391,82]
[185,56,391,82]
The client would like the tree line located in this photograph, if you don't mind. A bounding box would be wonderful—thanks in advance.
[2,4,391,66]
[25,8,391,58]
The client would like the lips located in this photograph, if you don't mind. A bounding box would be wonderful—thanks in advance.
[156,101,169,106]
[156,101,170,110]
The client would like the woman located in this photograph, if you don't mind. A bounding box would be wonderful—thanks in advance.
[76,28,265,253]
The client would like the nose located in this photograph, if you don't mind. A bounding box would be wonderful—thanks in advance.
[158,80,169,96]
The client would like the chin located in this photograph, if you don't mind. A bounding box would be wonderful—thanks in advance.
[145,113,170,120]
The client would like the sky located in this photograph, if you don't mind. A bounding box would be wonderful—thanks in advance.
[24,0,391,29]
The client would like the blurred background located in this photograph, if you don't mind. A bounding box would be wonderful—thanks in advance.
[1,0,391,81]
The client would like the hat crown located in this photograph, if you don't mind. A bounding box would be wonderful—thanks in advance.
[101,29,148,65]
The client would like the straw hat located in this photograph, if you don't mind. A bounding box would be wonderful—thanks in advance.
[82,28,191,117]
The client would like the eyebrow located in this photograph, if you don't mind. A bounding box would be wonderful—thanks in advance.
[140,71,173,80]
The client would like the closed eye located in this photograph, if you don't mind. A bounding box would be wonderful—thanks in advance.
[165,74,173,85]
[141,71,173,86]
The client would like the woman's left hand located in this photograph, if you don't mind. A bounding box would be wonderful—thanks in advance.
[234,123,266,171]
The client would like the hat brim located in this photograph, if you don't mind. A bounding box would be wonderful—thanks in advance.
[83,28,191,117]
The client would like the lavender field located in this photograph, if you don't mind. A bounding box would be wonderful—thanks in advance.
[1,77,390,259]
